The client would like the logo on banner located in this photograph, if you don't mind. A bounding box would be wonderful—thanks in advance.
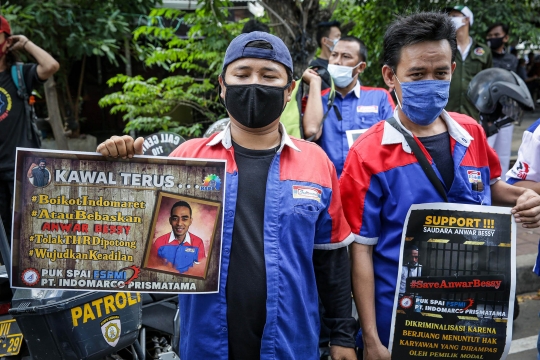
[447,298,475,312]
[467,170,481,183]
[200,174,221,191]
[399,296,413,309]
[21,268,40,286]
[357,105,379,113]
[292,185,322,202]
[101,316,121,347]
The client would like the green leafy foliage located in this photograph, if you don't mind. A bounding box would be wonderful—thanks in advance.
[100,2,244,136]
[1,0,160,129]
[101,0,540,135]
[334,0,540,88]
[3,0,160,69]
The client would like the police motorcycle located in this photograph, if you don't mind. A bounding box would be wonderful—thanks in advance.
[467,67,535,138]
[0,224,180,359]
[467,68,536,321]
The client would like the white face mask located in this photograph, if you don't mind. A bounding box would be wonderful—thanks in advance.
[328,62,364,88]
[451,17,465,30]
[324,37,340,52]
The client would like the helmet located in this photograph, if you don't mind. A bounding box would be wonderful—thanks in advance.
[467,68,534,114]
[203,118,230,138]
[467,68,534,136]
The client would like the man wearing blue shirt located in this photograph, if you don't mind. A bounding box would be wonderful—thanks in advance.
[303,36,395,177]
[340,12,540,360]
[97,32,357,360]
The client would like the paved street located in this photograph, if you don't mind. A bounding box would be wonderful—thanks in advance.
[508,292,540,359]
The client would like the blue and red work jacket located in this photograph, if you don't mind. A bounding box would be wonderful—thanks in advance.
[170,123,354,359]
[340,110,502,348]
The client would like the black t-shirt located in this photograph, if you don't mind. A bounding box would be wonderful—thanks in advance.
[0,64,42,171]
[418,132,455,189]
[308,57,332,90]
[309,57,329,69]
[227,141,277,360]
[492,50,518,72]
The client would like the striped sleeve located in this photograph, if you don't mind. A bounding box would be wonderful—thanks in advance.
[506,119,540,184]
[340,148,382,245]
[314,159,354,249]
[379,89,395,119]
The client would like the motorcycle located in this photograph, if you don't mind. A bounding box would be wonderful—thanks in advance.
[0,216,180,360]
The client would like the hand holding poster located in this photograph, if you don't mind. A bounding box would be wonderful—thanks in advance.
[389,203,515,360]
[11,148,226,294]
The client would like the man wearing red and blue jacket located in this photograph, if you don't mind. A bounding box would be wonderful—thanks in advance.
[303,36,395,177]
[340,12,540,360]
[97,31,357,360]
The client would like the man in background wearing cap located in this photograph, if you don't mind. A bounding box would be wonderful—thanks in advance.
[0,16,59,240]
[96,31,357,360]
[445,5,492,121]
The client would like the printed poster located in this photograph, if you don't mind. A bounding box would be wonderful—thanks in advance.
[389,203,515,360]
[11,148,226,294]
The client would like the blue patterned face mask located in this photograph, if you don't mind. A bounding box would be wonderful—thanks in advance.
[394,73,451,126]
[324,37,340,52]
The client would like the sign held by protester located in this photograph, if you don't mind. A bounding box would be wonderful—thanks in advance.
[12,148,226,294]
[389,203,515,360]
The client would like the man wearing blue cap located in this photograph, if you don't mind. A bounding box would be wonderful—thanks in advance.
[97,31,357,360]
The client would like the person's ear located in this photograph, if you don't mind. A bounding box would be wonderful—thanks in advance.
[285,80,296,103]
[503,34,510,43]
[451,61,457,75]
[218,75,225,100]
[322,37,330,48]
[382,65,395,89]
[357,62,367,75]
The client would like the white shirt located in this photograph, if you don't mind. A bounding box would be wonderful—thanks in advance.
[506,121,540,183]
[168,231,192,245]
[458,36,473,61]
[400,264,422,293]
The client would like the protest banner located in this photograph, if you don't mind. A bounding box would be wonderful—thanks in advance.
[388,203,515,360]
[11,148,226,294]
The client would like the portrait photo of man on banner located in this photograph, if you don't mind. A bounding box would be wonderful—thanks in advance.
[143,191,221,280]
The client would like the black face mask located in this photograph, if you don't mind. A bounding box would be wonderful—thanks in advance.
[487,36,504,50]
[222,79,291,128]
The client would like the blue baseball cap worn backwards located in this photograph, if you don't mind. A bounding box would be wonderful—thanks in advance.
[222,31,293,74]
